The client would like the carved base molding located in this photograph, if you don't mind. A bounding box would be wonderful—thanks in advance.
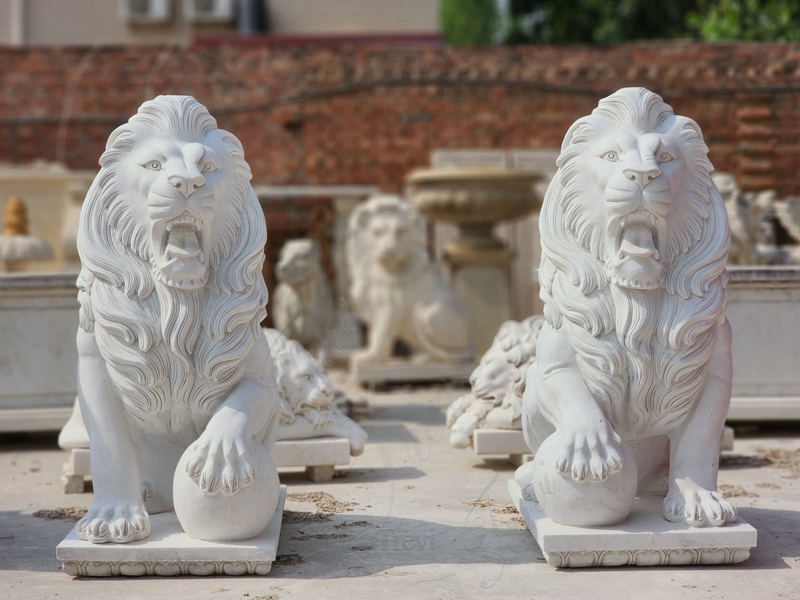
[57,486,285,577]
[508,480,757,568]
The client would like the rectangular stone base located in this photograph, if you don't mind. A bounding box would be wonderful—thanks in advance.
[56,486,286,577]
[508,480,757,568]
[472,429,532,467]
[350,359,476,387]
[272,437,352,482]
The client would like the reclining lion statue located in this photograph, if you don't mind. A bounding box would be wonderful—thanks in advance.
[516,88,736,528]
[346,194,473,370]
[76,96,280,542]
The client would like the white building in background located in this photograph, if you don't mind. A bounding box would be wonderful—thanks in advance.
[0,0,441,46]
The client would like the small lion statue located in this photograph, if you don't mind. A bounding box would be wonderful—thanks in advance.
[447,316,543,449]
[75,96,279,543]
[346,194,473,370]
[516,88,736,528]
[272,239,336,365]
[264,328,367,455]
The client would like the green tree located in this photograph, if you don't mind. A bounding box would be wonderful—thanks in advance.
[689,0,800,42]
[440,0,499,45]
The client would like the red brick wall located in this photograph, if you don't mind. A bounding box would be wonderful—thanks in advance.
[2,41,800,193]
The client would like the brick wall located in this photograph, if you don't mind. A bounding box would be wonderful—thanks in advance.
[2,41,800,194]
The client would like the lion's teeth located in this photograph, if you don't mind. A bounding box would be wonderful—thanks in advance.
[621,217,627,228]
[654,249,659,260]
[166,222,172,232]
[649,214,657,226]
[198,250,204,262]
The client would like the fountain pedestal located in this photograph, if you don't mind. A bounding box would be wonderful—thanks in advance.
[408,168,541,356]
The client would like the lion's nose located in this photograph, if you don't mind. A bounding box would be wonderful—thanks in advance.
[623,167,661,189]
[168,174,206,198]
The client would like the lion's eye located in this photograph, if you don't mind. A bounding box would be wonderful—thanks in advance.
[657,152,674,163]
[201,161,217,173]
[144,160,162,171]
[601,151,619,162]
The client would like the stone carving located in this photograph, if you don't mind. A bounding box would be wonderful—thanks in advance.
[516,88,735,528]
[0,196,54,271]
[75,96,280,543]
[272,239,335,365]
[446,316,543,449]
[265,327,367,454]
[346,194,473,370]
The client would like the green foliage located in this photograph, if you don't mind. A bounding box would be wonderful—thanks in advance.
[440,0,499,45]
[688,0,800,42]
[505,0,697,44]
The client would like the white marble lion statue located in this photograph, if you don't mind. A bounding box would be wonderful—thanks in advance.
[75,96,280,543]
[346,194,473,370]
[516,87,736,528]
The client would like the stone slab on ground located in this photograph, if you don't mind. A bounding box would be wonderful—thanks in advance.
[472,428,532,467]
[729,396,800,420]
[508,479,757,568]
[350,360,475,387]
[56,486,286,577]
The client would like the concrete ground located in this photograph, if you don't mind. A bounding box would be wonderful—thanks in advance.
[1,385,799,600]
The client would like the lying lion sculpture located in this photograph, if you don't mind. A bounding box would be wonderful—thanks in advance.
[447,316,542,449]
[265,328,367,455]
[272,239,335,365]
[516,87,735,528]
[76,96,280,543]
[346,194,473,370]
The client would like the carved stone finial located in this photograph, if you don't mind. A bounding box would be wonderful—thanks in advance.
[4,196,28,236]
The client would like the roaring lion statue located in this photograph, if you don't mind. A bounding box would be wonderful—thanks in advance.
[516,88,735,528]
[264,328,367,455]
[346,194,473,369]
[75,96,279,543]
[272,239,335,365]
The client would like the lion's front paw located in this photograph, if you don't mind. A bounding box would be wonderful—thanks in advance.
[664,478,737,527]
[184,429,256,496]
[77,502,150,544]
[555,420,624,482]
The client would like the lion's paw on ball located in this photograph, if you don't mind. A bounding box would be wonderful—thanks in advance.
[532,433,638,527]
[173,441,280,542]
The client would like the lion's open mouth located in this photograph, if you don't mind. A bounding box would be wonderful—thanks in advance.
[616,209,659,261]
[154,214,208,289]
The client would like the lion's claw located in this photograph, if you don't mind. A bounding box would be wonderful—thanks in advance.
[555,421,623,483]
[77,502,150,544]
[664,478,737,527]
[185,430,256,496]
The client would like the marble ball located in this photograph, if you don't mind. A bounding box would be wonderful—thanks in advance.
[532,433,638,527]
[173,441,280,542]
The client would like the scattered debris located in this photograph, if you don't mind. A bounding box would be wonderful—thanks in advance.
[273,553,303,566]
[32,507,87,521]
[282,510,332,524]
[756,482,781,490]
[491,504,517,515]
[462,499,492,508]
[334,520,371,529]
[251,595,279,600]
[509,516,526,528]
[754,447,800,478]
[351,546,373,551]
[290,533,349,541]
[287,491,357,513]
[718,484,758,498]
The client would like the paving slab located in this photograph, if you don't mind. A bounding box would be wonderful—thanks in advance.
[1,384,799,599]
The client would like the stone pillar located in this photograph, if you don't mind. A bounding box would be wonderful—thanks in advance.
[407,168,541,356]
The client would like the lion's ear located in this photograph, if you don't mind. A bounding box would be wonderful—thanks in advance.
[556,119,593,168]
[100,125,137,167]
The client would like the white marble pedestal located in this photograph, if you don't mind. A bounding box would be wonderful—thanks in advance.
[63,438,354,492]
[472,429,532,466]
[350,359,475,388]
[57,486,286,577]
[508,480,756,568]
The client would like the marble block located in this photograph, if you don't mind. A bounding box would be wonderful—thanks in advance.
[472,429,532,466]
[509,480,756,568]
[57,486,286,577]
[271,437,352,482]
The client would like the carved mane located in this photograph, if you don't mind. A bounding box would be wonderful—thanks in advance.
[538,88,730,435]
[76,96,268,434]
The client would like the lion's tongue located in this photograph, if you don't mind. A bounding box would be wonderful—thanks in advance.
[165,224,202,261]
[619,223,657,259]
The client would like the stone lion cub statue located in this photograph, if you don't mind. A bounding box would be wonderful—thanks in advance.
[516,88,736,528]
[346,194,473,370]
[272,239,335,365]
[75,96,280,543]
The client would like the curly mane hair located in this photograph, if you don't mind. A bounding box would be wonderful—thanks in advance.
[76,96,268,434]
[538,88,730,435]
